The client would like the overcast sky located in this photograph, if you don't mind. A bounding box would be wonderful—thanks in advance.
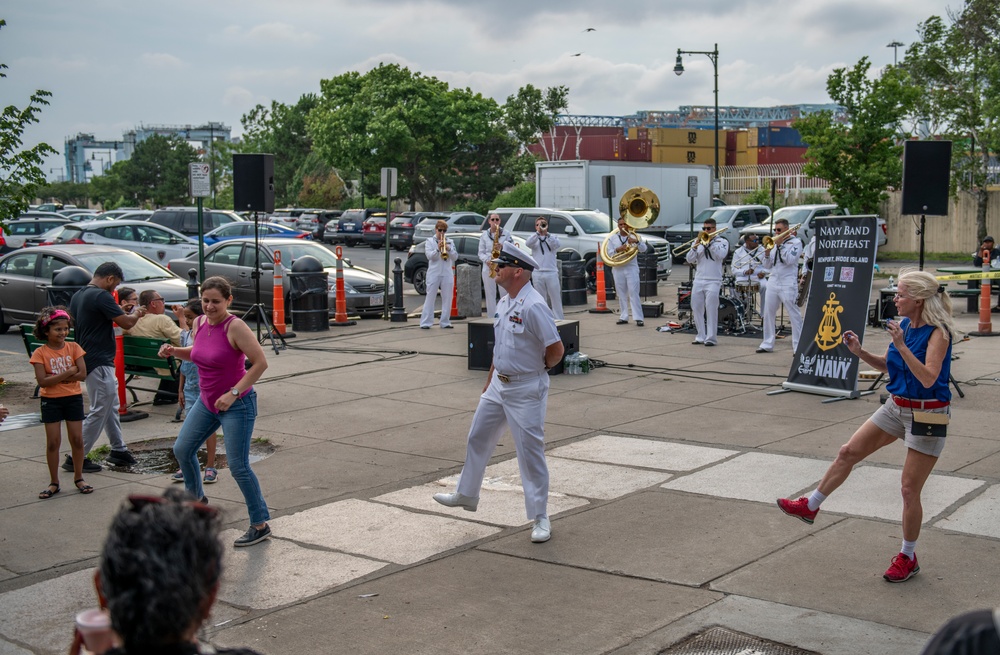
[4,0,954,181]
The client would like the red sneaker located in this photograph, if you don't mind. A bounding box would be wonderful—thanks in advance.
[776,497,818,524]
[883,553,919,582]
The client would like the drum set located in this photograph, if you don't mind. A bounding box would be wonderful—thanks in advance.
[718,275,762,335]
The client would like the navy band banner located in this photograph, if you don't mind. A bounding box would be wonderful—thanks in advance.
[783,215,879,398]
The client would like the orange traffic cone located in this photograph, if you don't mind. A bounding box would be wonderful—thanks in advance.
[449,261,464,320]
[332,246,356,327]
[589,259,613,313]
[971,250,995,337]
[272,250,287,335]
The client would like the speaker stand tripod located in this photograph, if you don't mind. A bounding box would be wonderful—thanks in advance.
[242,212,287,355]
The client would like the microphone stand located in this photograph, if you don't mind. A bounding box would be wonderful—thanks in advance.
[241,210,286,355]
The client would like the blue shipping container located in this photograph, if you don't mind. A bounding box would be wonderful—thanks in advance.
[765,127,804,148]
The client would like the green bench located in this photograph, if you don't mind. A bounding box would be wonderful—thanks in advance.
[947,287,982,312]
[19,325,179,403]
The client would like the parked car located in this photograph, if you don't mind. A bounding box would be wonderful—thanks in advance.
[146,207,244,237]
[12,211,65,221]
[57,209,100,220]
[493,207,672,289]
[404,233,528,295]
[166,238,391,319]
[35,220,199,265]
[361,214,389,249]
[738,205,888,248]
[664,204,772,262]
[0,246,189,333]
[1,217,70,253]
[327,208,381,246]
[388,212,447,251]
[412,211,486,245]
[96,208,145,220]
[296,209,342,240]
[202,221,311,246]
[106,210,154,222]
[269,208,311,229]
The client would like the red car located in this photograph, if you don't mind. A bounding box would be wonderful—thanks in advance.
[361,213,389,249]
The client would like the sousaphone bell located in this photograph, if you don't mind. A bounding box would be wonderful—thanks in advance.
[600,186,660,267]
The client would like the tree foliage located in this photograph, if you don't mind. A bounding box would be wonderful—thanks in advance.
[36,180,90,207]
[794,57,918,214]
[242,94,317,207]
[904,0,1000,241]
[0,19,58,223]
[101,135,198,207]
[504,84,569,160]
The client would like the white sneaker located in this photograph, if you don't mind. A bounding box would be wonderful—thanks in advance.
[432,492,479,512]
[530,517,551,543]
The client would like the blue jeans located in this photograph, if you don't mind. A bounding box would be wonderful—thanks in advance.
[173,391,270,525]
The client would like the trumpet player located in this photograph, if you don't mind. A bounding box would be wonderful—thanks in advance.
[526,216,563,319]
[419,220,458,329]
[685,217,729,346]
[605,215,648,326]
[757,219,803,353]
[479,213,513,318]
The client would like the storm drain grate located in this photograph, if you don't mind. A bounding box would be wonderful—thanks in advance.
[659,626,819,655]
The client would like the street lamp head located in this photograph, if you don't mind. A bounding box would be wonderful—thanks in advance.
[887,40,904,48]
[674,53,684,76]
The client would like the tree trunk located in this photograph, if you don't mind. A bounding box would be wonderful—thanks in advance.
[977,150,990,243]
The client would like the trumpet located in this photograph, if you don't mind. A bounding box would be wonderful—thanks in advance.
[762,223,803,251]
[439,235,449,261]
[673,226,729,256]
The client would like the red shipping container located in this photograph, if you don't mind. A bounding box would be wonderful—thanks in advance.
[755,146,808,165]
[577,135,623,161]
[551,126,622,138]
[625,138,652,162]
[769,120,795,128]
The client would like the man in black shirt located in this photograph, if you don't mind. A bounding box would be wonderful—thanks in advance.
[971,236,1000,313]
[65,262,146,471]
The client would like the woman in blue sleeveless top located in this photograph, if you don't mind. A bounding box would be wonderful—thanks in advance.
[777,270,957,583]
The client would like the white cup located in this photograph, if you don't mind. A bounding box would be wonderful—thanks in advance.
[75,608,113,654]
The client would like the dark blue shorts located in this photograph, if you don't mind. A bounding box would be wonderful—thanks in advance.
[40,394,85,424]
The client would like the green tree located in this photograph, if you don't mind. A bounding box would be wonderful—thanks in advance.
[119,135,198,207]
[242,94,317,207]
[36,180,90,207]
[794,58,918,213]
[904,1,1000,242]
[0,19,57,223]
[295,151,345,208]
[503,84,569,160]
[88,161,130,209]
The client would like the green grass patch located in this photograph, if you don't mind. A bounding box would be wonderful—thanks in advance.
[89,445,110,460]
[251,436,270,445]
[878,251,969,263]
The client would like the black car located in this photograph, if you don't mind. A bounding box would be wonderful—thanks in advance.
[404,232,527,295]
[147,207,244,237]
[295,209,342,240]
[388,212,447,252]
[326,208,381,246]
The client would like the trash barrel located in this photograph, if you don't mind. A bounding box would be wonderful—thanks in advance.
[638,252,658,297]
[558,248,587,306]
[47,266,91,307]
[287,256,329,332]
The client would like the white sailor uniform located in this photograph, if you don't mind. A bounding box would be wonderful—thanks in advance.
[455,282,561,520]
[758,235,804,352]
[479,228,513,318]
[732,242,768,311]
[526,231,563,319]
[685,235,729,344]
[604,232,648,322]
[419,236,457,328]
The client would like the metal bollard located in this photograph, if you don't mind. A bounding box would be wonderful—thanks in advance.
[391,258,407,322]
[187,269,200,300]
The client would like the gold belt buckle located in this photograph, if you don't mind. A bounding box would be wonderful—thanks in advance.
[497,374,510,383]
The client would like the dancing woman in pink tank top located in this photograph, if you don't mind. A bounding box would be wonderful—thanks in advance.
[159,277,272,547]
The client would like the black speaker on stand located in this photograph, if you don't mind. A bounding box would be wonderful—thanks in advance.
[232,154,284,354]
[901,141,952,270]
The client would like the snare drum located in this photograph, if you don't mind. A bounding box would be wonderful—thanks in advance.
[735,280,760,289]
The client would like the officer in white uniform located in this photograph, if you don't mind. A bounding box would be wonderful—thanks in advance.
[434,242,565,543]
[757,219,804,353]
[604,216,648,326]
[732,233,767,319]
[419,219,458,329]
[478,213,513,318]
[684,217,729,346]
[526,216,563,319]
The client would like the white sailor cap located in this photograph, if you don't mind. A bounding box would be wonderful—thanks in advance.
[490,241,538,271]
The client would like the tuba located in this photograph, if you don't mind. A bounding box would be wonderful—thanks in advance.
[600,186,660,267]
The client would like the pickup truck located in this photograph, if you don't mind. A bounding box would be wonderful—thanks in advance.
[663,204,772,263]
[491,207,672,290]
[738,204,888,248]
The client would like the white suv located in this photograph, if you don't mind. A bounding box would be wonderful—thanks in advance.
[490,207,672,290]
[739,204,888,248]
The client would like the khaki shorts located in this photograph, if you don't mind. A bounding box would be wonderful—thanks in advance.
[869,400,949,457]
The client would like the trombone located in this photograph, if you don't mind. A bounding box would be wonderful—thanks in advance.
[762,222,802,251]
[673,226,730,257]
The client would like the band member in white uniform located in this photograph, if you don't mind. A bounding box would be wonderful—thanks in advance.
[479,213,513,319]
[419,220,458,329]
[732,233,768,317]
[685,217,729,346]
[757,219,804,353]
[604,216,648,326]
[434,242,565,543]
[526,216,563,320]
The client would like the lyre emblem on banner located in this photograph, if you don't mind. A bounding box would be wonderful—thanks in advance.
[814,292,844,351]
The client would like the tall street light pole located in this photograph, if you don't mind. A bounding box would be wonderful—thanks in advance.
[675,44,720,196]
[887,40,904,66]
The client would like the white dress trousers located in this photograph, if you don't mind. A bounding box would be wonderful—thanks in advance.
[685,237,729,344]
[605,233,647,322]
[758,238,804,351]
[419,238,457,328]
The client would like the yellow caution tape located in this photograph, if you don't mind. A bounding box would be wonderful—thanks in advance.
[934,271,1000,281]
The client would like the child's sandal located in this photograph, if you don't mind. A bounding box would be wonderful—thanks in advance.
[74,479,94,495]
[39,483,60,499]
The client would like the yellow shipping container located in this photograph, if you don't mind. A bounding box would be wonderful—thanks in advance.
[733,149,757,166]
[734,131,748,151]
[647,128,724,148]
[652,145,725,165]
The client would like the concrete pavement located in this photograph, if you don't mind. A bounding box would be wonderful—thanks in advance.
[0,273,998,655]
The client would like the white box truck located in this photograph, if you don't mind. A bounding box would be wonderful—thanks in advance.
[535,160,714,236]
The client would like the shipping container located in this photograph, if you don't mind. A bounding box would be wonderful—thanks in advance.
[732,149,757,166]
[755,146,807,165]
[624,138,652,162]
[652,145,725,166]
[769,120,795,128]
[627,128,649,140]
[765,126,805,148]
[550,126,623,138]
[647,127,724,148]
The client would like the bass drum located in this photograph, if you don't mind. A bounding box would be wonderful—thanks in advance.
[718,296,746,335]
